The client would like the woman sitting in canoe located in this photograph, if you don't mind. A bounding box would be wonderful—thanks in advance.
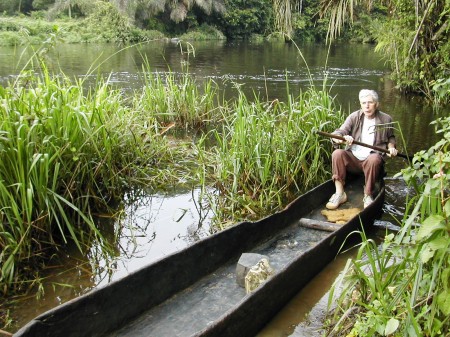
[326,89,398,210]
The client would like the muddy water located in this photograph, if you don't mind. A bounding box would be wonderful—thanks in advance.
[1,40,447,334]
[6,188,213,330]
[256,249,355,337]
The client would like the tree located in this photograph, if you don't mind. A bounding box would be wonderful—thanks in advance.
[47,0,98,19]
[273,0,305,39]
[32,0,56,11]
[319,0,450,100]
[219,0,273,39]
[0,0,33,14]
[112,0,225,24]
[273,0,293,38]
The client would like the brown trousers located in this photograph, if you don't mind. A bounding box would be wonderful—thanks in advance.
[331,149,384,196]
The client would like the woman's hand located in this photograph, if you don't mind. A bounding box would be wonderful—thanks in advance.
[333,135,354,145]
[387,147,398,157]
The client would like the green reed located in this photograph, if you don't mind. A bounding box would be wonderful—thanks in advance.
[134,62,222,129]
[0,66,173,295]
[199,86,344,228]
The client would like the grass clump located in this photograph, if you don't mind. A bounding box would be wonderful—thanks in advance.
[199,86,344,229]
[134,64,222,129]
[179,24,227,41]
[0,63,183,297]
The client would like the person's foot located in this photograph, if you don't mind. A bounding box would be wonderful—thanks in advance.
[326,192,347,210]
[363,194,374,208]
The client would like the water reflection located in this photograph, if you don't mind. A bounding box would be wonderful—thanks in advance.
[257,249,356,337]
[6,188,212,332]
[95,188,212,287]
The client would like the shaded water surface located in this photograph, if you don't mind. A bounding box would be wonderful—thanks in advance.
[1,40,448,335]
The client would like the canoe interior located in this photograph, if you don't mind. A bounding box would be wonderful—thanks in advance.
[14,176,384,337]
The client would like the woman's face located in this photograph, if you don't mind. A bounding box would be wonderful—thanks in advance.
[360,95,378,119]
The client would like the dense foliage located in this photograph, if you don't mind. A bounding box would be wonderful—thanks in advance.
[0,0,327,41]
[326,116,450,336]
[320,0,450,101]
[219,0,273,39]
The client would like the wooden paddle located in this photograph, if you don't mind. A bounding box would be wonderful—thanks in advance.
[316,130,412,161]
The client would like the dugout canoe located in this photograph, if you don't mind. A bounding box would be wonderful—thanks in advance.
[14,176,384,337]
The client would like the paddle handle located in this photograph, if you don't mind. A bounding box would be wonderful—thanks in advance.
[316,131,411,160]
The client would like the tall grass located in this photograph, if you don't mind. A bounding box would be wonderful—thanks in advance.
[0,63,180,295]
[199,86,344,229]
[325,116,450,336]
[134,61,222,129]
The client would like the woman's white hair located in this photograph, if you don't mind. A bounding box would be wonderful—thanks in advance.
[359,89,379,102]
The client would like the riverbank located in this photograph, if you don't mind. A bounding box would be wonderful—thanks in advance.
[0,16,227,46]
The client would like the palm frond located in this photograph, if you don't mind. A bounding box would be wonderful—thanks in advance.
[170,2,188,22]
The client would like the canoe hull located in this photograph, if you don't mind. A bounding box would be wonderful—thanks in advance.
[197,182,383,336]
[14,178,384,337]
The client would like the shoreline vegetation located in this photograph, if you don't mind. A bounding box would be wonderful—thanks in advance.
[0,15,228,46]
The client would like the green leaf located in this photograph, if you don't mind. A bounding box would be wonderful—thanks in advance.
[429,237,449,251]
[437,289,450,316]
[384,318,399,336]
[420,237,447,263]
[441,268,450,291]
[420,244,434,263]
[416,215,446,240]
[444,199,450,216]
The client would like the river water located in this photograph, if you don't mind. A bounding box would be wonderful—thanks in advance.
[1,40,448,335]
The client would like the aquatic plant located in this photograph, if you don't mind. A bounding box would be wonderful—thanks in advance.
[199,86,344,229]
[0,63,179,296]
[134,61,222,129]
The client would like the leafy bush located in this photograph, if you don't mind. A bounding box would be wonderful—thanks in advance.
[0,31,22,45]
[220,0,273,39]
[0,7,157,45]
[180,24,226,41]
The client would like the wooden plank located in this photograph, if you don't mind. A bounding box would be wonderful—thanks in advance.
[298,218,342,232]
